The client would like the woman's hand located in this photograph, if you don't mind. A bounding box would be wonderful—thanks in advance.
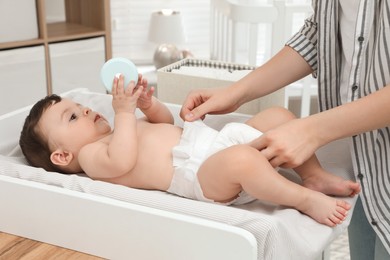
[180,86,241,121]
[249,118,320,168]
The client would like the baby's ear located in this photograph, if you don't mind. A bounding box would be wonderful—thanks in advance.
[50,149,74,166]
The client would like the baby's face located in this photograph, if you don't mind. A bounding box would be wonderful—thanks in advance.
[38,98,111,154]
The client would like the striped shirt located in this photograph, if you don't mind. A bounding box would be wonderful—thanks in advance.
[287,0,390,253]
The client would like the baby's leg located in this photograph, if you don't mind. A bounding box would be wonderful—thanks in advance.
[197,145,351,227]
[294,158,361,197]
[245,107,360,197]
[245,106,295,133]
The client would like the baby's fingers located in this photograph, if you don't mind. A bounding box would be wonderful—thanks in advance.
[141,86,154,97]
[111,76,118,94]
[137,74,143,85]
[136,74,147,87]
[112,74,125,95]
[134,85,144,98]
[125,80,136,95]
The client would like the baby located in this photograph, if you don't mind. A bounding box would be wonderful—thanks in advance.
[20,75,360,227]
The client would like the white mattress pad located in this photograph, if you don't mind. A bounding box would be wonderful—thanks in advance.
[0,89,356,260]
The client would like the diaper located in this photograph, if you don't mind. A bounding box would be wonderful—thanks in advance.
[167,120,262,205]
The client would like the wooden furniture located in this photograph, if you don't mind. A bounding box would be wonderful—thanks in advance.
[0,0,111,115]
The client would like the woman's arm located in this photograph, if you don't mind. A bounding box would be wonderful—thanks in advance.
[251,85,390,168]
[181,1,319,121]
[235,46,313,105]
[313,85,390,143]
[180,46,312,121]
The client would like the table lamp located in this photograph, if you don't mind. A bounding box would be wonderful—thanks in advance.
[148,9,186,69]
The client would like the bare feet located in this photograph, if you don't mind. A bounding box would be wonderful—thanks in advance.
[302,170,361,197]
[296,190,351,227]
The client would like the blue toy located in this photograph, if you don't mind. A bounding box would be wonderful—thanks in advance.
[100,57,138,92]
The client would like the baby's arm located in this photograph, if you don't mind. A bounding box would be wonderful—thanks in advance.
[79,75,143,178]
[136,76,174,124]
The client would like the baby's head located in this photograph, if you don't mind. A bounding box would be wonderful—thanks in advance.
[20,95,111,174]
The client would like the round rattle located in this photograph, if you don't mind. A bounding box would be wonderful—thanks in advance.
[100,57,138,92]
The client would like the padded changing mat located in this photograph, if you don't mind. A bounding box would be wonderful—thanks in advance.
[0,89,356,260]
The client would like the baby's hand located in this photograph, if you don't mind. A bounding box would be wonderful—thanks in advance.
[136,76,155,110]
[111,74,143,114]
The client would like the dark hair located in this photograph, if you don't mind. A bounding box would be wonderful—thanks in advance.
[19,94,64,173]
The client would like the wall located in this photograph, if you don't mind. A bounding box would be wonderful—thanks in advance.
[110,0,210,64]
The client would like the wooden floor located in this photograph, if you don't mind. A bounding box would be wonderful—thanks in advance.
[0,232,103,260]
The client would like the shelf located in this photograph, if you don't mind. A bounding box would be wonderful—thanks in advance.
[47,22,106,42]
[0,0,111,51]
[0,39,45,50]
[0,22,106,49]
[0,0,111,112]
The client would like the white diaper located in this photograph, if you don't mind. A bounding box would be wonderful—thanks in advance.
[167,120,262,205]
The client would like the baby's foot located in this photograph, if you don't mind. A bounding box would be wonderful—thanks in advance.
[297,190,351,227]
[302,171,361,197]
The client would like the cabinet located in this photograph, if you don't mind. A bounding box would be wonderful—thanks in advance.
[0,46,47,115]
[0,0,112,115]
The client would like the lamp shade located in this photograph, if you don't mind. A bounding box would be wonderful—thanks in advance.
[148,10,186,44]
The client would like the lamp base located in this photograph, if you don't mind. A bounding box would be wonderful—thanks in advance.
[153,44,183,69]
